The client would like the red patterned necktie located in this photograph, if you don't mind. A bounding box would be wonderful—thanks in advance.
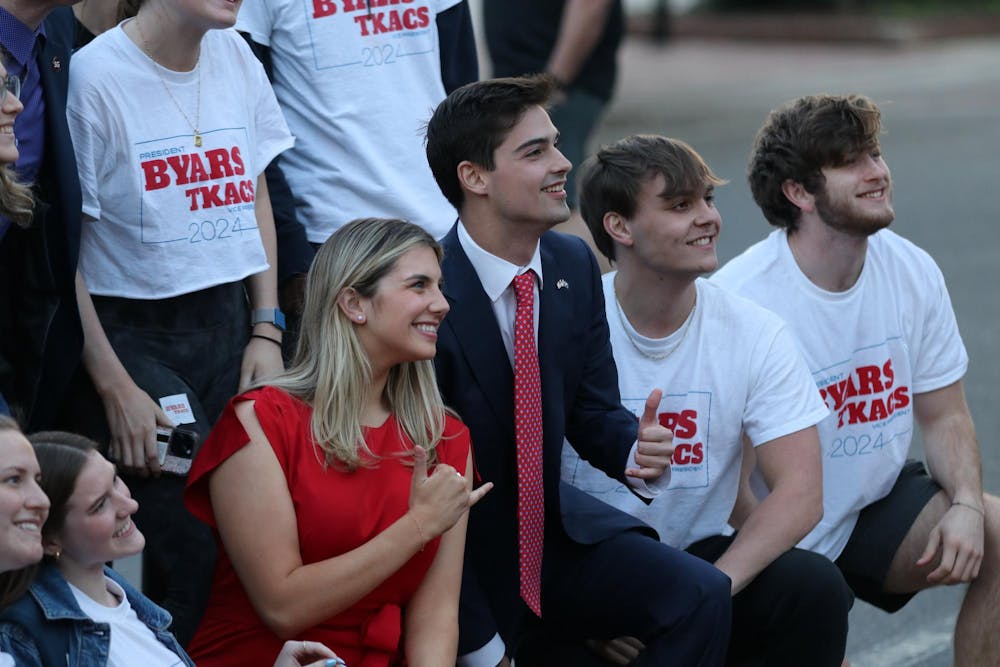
[512,271,544,616]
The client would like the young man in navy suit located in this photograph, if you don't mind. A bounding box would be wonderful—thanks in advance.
[425,75,731,667]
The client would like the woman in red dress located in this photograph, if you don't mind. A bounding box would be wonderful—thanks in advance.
[185,218,490,667]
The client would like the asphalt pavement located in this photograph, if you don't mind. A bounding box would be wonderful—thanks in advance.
[590,33,1000,667]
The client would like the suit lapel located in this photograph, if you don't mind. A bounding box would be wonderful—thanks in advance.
[38,32,69,134]
[440,228,515,434]
[35,21,81,268]
[537,235,573,396]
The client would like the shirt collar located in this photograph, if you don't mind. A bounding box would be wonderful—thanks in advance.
[0,6,45,69]
[457,221,544,304]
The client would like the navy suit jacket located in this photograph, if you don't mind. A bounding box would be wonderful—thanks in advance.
[434,225,653,643]
[0,8,82,429]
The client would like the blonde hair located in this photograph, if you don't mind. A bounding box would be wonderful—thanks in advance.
[266,218,448,470]
[1,45,33,229]
[0,167,33,228]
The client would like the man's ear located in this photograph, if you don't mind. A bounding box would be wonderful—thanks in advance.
[781,179,816,214]
[603,211,634,248]
[457,160,489,197]
[337,287,366,324]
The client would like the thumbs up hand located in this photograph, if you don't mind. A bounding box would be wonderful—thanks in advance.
[625,389,674,481]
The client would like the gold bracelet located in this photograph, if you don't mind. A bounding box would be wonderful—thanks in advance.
[408,514,426,550]
[951,500,985,517]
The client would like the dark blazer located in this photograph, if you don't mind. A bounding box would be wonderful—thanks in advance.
[0,8,83,429]
[434,225,652,643]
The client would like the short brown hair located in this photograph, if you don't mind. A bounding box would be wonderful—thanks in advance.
[28,432,100,545]
[749,94,883,231]
[579,134,724,261]
[426,75,556,212]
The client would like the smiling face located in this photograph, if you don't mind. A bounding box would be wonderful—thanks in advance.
[45,451,144,572]
[624,172,722,280]
[0,430,50,571]
[0,60,24,166]
[814,147,894,237]
[355,245,449,371]
[481,104,573,232]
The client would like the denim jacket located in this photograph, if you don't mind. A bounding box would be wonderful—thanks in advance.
[0,564,195,667]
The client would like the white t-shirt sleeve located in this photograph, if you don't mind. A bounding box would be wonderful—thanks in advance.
[744,323,829,446]
[911,260,968,394]
[238,36,294,177]
[66,80,110,222]
[234,0,275,45]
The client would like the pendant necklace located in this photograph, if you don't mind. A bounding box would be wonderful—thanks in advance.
[134,17,203,147]
[613,281,696,362]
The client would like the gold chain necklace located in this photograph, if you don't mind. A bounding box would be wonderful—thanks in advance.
[133,17,203,147]
[613,281,696,362]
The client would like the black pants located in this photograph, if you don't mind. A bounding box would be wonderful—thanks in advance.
[518,533,852,667]
[64,282,249,647]
[687,535,854,667]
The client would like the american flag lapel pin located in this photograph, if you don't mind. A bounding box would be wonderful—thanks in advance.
[556,279,569,290]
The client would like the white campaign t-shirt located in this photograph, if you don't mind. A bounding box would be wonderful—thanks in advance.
[68,25,295,299]
[69,578,185,667]
[236,0,461,242]
[712,229,968,559]
[561,276,828,550]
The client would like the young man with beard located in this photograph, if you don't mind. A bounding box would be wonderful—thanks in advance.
[713,93,1000,665]
[426,76,731,667]
[563,133,852,666]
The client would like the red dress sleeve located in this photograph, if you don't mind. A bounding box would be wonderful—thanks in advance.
[185,386,307,528]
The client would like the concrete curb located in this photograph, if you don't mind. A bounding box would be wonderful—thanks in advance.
[629,12,1000,44]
